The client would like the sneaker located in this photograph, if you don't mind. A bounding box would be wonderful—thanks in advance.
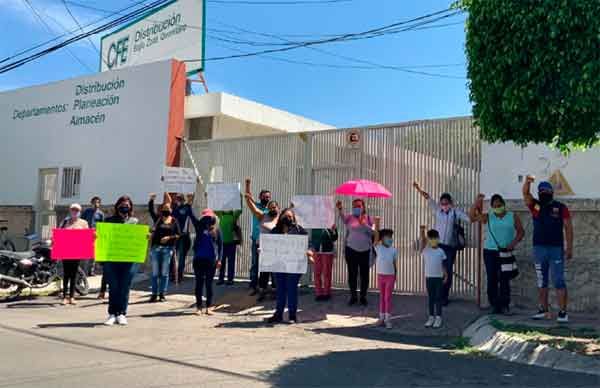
[104,315,117,326]
[557,310,569,323]
[159,294,166,303]
[424,316,435,328]
[288,316,299,324]
[116,314,128,326]
[149,294,158,303]
[531,307,548,320]
[433,316,443,329]
[266,315,283,324]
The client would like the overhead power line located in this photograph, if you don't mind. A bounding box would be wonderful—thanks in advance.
[61,0,101,56]
[207,0,355,4]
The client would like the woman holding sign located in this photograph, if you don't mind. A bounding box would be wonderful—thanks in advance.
[267,208,311,324]
[59,203,89,305]
[103,196,140,326]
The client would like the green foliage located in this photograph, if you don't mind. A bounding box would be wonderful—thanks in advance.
[457,0,600,152]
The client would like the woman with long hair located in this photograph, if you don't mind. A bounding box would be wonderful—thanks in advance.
[149,202,180,302]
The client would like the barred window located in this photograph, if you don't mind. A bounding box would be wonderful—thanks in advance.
[61,167,81,199]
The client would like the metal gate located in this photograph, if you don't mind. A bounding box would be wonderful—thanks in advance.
[183,117,481,299]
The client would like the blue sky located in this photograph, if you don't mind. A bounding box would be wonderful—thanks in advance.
[0,0,470,127]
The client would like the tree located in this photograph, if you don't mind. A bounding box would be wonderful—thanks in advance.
[457,0,600,152]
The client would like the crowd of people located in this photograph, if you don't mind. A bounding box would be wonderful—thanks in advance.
[57,174,574,327]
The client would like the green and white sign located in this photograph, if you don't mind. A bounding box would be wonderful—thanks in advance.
[100,0,205,75]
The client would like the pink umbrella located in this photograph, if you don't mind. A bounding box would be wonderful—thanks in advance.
[335,179,392,198]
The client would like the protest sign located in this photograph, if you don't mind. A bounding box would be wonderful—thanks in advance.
[95,223,149,263]
[259,234,309,274]
[51,229,95,260]
[206,183,241,211]
[291,195,335,229]
[163,167,197,194]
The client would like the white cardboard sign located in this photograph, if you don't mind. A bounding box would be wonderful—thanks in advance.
[259,234,308,274]
[291,195,335,229]
[206,183,241,211]
[163,167,197,194]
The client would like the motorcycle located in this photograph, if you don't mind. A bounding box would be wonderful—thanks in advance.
[0,237,89,297]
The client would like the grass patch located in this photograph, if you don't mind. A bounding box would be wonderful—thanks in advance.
[490,318,600,357]
[446,336,494,359]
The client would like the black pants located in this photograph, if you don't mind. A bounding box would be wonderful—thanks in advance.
[105,262,134,316]
[426,277,444,316]
[439,244,457,303]
[62,260,80,298]
[484,249,511,310]
[258,271,276,290]
[193,259,217,309]
[345,247,370,300]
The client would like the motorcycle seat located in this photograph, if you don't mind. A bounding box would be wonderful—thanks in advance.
[0,250,35,260]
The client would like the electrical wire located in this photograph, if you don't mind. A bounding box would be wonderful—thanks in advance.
[207,0,354,4]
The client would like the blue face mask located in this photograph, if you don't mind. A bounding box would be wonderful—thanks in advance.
[383,238,394,246]
[352,208,362,217]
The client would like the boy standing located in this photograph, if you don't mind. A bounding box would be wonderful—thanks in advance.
[420,226,448,329]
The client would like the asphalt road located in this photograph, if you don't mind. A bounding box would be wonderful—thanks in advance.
[0,286,598,388]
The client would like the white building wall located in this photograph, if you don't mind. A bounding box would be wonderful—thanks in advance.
[0,60,174,206]
[482,142,600,199]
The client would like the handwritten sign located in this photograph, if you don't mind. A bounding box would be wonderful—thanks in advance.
[95,223,149,263]
[207,183,241,211]
[292,195,335,229]
[163,166,197,194]
[259,234,308,274]
[51,229,95,260]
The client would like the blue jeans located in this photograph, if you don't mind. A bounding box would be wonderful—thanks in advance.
[176,234,191,280]
[151,246,173,295]
[218,243,237,282]
[274,273,301,320]
[105,262,134,316]
[533,245,566,289]
[439,244,457,303]
[249,239,259,289]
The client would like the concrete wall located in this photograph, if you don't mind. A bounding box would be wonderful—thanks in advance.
[481,199,600,313]
[0,206,35,250]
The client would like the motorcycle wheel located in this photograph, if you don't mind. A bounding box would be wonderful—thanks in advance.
[75,268,89,296]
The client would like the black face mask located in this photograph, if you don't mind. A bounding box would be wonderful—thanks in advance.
[260,198,270,207]
[161,210,171,217]
[268,210,278,217]
[539,192,554,205]
[280,217,293,227]
[118,206,130,215]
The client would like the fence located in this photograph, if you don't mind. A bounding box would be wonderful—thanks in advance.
[183,117,482,300]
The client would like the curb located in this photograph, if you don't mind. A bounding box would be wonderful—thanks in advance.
[464,316,600,376]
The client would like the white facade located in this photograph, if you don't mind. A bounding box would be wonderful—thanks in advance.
[482,142,600,199]
[0,60,174,207]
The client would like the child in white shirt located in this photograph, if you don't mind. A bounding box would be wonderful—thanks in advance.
[374,219,397,329]
[420,226,448,329]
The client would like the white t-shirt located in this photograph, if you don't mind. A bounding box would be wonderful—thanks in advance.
[423,246,447,278]
[375,244,397,275]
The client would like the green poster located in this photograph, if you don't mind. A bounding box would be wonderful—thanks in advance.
[95,223,150,263]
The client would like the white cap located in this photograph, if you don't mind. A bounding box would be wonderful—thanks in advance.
[69,203,82,211]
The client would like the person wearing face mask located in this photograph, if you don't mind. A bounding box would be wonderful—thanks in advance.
[59,203,89,305]
[523,176,573,323]
[103,196,140,326]
[267,209,310,324]
[470,194,524,314]
[246,188,280,302]
[413,181,472,306]
[419,226,448,329]
[149,203,181,303]
[189,209,223,315]
[336,198,374,307]
[81,196,104,276]
[245,178,272,295]
[373,220,397,329]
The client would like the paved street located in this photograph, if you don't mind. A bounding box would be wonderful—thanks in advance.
[0,281,598,388]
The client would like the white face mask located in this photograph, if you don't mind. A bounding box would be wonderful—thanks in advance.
[70,211,80,219]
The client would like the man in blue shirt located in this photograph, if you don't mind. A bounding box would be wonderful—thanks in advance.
[81,196,104,276]
[246,178,271,295]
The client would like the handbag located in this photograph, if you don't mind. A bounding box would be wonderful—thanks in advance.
[452,210,466,251]
[487,215,519,280]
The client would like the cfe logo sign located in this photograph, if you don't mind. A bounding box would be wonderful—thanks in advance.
[106,37,130,69]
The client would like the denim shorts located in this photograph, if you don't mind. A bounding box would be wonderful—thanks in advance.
[532,245,566,289]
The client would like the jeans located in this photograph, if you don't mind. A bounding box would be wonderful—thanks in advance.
[218,243,237,283]
[426,277,444,316]
[250,239,259,289]
[151,246,173,295]
[274,273,301,320]
[314,253,334,296]
[62,260,80,298]
[439,244,457,303]
[345,247,370,300]
[378,274,395,314]
[533,245,566,289]
[193,259,217,308]
[484,249,511,310]
[105,262,134,316]
[176,234,192,281]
